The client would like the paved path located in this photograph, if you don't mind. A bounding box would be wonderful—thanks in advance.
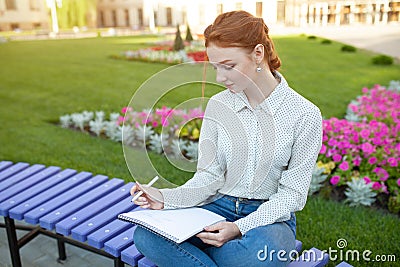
[1,23,398,267]
[0,217,123,267]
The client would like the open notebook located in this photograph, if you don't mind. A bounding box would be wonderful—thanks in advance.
[118,207,226,243]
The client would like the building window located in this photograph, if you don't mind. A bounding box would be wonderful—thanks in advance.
[138,8,143,26]
[125,9,130,26]
[166,7,172,26]
[277,1,285,22]
[256,2,263,17]
[217,4,223,15]
[112,10,117,27]
[99,11,105,27]
[30,0,39,11]
[6,0,17,10]
[199,4,205,24]
[11,23,19,30]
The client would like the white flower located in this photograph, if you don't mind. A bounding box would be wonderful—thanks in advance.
[186,141,198,160]
[95,111,105,121]
[171,139,188,158]
[89,118,105,136]
[308,164,328,196]
[81,110,94,122]
[135,125,154,142]
[71,113,86,131]
[122,125,135,145]
[344,178,377,207]
[109,112,120,122]
[59,115,71,128]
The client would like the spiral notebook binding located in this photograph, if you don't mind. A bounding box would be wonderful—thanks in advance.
[118,214,178,243]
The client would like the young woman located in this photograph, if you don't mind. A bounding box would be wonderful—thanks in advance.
[130,10,322,266]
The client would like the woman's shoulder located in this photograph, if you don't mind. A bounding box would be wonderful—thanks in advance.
[284,87,321,115]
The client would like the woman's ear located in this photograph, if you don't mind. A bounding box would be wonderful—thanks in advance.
[253,44,264,64]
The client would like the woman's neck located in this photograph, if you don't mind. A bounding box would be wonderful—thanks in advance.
[244,70,279,109]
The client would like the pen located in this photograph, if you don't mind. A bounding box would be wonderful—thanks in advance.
[131,176,159,202]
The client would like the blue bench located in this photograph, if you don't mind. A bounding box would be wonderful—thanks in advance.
[0,161,334,267]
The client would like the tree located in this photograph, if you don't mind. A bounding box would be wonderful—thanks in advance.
[173,24,185,51]
[185,24,193,42]
[57,0,97,29]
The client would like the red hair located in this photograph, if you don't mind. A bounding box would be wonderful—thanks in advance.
[204,11,281,73]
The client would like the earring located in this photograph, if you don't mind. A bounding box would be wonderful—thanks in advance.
[256,65,262,72]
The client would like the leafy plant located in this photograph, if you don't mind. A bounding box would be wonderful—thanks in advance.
[341,45,356,52]
[344,178,377,206]
[308,165,328,196]
[321,39,332,45]
[307,35,317,40]
[372,55,393,65]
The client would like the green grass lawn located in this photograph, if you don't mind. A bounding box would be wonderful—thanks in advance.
[0,35,399,266]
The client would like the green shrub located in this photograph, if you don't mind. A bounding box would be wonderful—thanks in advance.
[185,24,193,42]
[341,45,357,52]
[372,55,394,65]
[173,24,185,51]
[321,39,332,45]
[307,35,317,40]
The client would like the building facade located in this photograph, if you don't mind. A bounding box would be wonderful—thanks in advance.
[0,0,398,32]
[284,0,400,26]
[0,0,49,31]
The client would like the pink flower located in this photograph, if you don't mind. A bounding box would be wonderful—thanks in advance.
[388,157,398,167]
[152,121,158,127]
[319,144,327,154]
[363,176,371,184]
[330,175,340,185]
[361,142,374,154]
[368,157,378,165]
[121,107,132,114]
[373,167,389,181]
[332,154,342,163]
[362,87,369,94]
[117,116,125,124]
[338,161,349,171]
[360,129,370,139]
[372,182,382,190]
[353,156,362,166]
[397,178,400,187]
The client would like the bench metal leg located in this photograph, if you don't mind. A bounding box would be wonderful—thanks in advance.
[57,234,67,261]
[4,217,22,267]
[114,257,124,267]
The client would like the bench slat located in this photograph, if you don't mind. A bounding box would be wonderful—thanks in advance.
[0,161,13,172]
[0,168,73,217]
[138,257,157,267]
[39,177,123,230]
[288,247,329,267]
[0,164,46,192]
[23,175,111,225]
[9,171,91,220]
[121,245,144,267]
[0,166,60,205]
[0,162,29,182]
[71,197,138,242]
[104,227,136,257]
[55,182,133,236]
[87,219,134,249]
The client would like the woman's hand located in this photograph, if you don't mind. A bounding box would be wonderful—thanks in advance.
[130,182,164,210]
[196,222,242,247]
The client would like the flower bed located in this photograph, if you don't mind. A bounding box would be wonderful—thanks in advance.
[311,80,399,213]
[59,80,400,213]
[112,40,206,64]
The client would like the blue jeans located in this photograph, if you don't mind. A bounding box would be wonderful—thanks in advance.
[133,195,296,267]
